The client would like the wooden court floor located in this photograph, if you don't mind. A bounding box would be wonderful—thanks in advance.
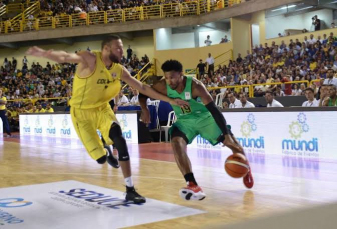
[1,134,337,228]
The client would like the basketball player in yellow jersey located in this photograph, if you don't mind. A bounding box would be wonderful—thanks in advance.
[26,35,188,204]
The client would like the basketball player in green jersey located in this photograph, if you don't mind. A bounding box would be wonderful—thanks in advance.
[139,60,254,201]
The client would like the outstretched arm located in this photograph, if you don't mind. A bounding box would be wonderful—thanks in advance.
[192,80,229,135]
[138,80,167,124]
[26,46,89,64]
[121,68,186,107]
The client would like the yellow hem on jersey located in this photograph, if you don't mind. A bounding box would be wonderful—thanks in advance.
[70,103,117,160]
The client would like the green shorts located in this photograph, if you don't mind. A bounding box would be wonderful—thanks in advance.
[169,113,225,146]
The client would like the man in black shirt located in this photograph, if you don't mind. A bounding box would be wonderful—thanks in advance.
[127,45,132,62]
[196,59,206,80]
[236,53,243,63]
[313,15,321,31]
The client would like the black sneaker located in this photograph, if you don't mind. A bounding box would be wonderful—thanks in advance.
[125,186,146,204]
[104,145,120,169]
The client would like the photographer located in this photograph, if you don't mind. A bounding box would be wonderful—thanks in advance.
[312,15,321,31]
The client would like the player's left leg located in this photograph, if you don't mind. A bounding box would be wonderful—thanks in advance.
[170,126,206,201]
[199,120,254,189]
[99,105,146,204]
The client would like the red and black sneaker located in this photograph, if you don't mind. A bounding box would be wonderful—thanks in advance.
[243,167,254,189]
[179,182,206,201]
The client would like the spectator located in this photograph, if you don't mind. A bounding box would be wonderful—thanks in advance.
[331,22,336,29]
[45,103,54,113]
[220,35,229,43]
[238,93,255,108]
[302,88,319,107]
[228,92,241,108]
[323,68,337,87]
[196,59,206,80]
[281,75,292,96]
[204,35,212,46]
[265,91,284,107]
[36,104,45,113]
[322,85,337,107]
[117,91,129,106]
[205,53,214,77]
[130,89,139,105]
[313,15,321,31]
[236,53,243,63]
[127,45,133,62]
[292,84,302,96]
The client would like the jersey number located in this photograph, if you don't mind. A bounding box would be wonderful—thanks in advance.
[181,104,192,114]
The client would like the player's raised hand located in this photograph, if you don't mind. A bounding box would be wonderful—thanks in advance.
[26,46,50,57]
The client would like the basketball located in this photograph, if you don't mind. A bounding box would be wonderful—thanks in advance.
[225,153,249,178]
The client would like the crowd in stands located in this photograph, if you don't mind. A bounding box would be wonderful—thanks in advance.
[0,46,150,130]
[39,0,189,16]
[197,32,337,108]
[2,31,337,132]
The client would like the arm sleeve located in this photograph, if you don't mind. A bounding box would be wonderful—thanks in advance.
[205,101,229,135]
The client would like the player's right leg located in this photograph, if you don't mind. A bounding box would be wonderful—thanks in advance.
[70,107,108,164]
[170,126,206,201]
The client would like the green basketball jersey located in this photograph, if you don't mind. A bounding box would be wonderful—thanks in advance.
[166,76,210,119]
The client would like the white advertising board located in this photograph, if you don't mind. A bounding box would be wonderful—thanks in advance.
[189,111,337,160]
[19,113,138,144]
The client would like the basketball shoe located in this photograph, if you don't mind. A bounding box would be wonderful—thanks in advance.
[125,186,146,204]
[179,182,206,201]
[243,165,254,189]
[104,145,120,169]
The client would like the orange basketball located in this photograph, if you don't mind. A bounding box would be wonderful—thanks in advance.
[225,153,249,178]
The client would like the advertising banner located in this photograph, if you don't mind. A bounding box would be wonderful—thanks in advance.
[189,111,337,160]
[19,113,138,144]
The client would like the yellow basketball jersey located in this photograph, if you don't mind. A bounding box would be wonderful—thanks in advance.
[0,96,7,110]
[69,51,123,109]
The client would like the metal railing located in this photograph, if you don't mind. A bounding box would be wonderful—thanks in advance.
[121,59,154,90]
[0,0,243,34]
[205,80,315,98]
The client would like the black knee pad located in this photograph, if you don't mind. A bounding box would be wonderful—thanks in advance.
[109,123,130,161]
[96,155,107,164]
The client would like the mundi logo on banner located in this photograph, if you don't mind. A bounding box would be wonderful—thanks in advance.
[23,116,30,133]
[282,113,319,156]
[119,114,132,139]
[60,115,71,136]
[34,116,43,134]
[46,115,56,135]
[237,113,265,150]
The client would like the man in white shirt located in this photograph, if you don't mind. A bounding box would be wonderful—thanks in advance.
[323,68,337,87]
[130,89,139,105]
[117,91,129,106]
[308,34,317,45]
[265,91,284,107]
[228,92,242,108]
[204,35,212,46]
[238,93,255,108]
[206,53,215,76]
[302,88,319,107]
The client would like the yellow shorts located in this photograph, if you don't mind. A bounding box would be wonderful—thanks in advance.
[70,103,117,160]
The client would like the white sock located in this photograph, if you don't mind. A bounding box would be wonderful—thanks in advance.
[124,177,134,188]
